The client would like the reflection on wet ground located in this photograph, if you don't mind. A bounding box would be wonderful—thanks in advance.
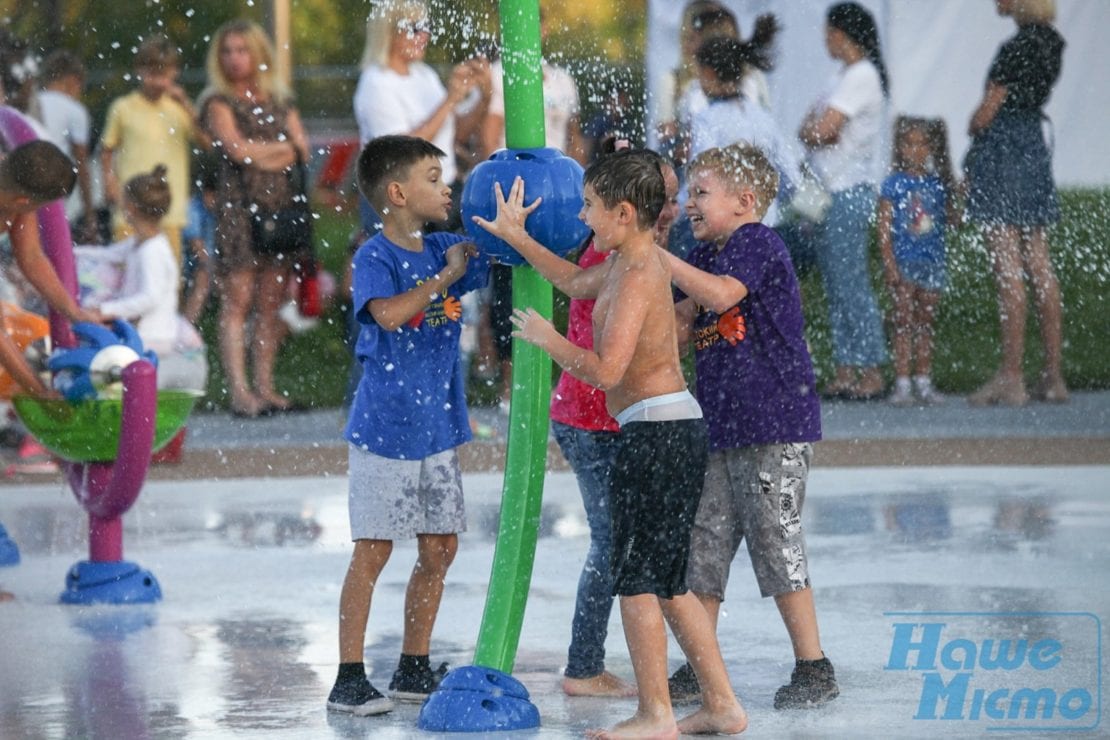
[1,468,1107,738]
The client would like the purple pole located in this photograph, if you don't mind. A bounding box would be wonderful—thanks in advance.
[68,360,157,561]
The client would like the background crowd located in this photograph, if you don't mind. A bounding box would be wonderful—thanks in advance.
[0,0,1077,432]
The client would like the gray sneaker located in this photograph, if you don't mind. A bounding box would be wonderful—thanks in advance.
[773,656,839,709]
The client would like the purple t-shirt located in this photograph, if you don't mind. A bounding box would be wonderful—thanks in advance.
[677,223,821,450]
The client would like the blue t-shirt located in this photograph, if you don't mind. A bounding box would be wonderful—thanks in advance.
[880,172,947,267]
[344,231,489,459]
[676,223,821,450]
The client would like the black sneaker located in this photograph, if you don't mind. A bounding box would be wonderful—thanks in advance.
[389,660,449,702]
[667,662,701,703]
[773,656,839,709]
[326,676,394,716]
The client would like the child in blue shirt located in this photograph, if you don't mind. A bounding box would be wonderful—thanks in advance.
[180,158,217,324]
[878,116,957,406]
[327,135,488,717]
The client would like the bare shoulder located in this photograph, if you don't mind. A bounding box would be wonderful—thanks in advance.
[608,251,667,301]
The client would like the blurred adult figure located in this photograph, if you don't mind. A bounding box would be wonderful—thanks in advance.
[965,0,1067,406]
[0,31,40,119]
[35,50,95,241]
[687,36,798,224]
[199,19,310,418]
[352,0,487,234]
[658,2,777,167]
[478,8,586,411]
[798,2,889,400]
[480,10,586,164]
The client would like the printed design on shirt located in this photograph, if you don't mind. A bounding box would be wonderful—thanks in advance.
[716,306,747,345]
[694,304,747,351]
[908,192,935,236]
[406,279,463,329]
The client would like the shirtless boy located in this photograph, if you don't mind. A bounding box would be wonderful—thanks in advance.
[473,150,747,738]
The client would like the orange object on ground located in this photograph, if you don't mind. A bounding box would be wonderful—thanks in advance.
[0,301,49,400]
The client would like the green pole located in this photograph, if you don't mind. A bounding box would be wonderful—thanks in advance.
[471,0,550,674]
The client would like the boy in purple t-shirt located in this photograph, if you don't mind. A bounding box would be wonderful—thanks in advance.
[663,143,838,710]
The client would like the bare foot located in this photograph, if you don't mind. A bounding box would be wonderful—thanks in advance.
[1032,375,1069,403]
[676,703,749,735]
[586,711,678,739]
[258,392,292,411]
[851,368,885,400]
[229,393,266,418]
[563,671,637,698]
[0,590,14,602]
[968,374,1028,407]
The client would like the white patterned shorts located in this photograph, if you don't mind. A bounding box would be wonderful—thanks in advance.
[687,443,813,599]
[347,444,466,541]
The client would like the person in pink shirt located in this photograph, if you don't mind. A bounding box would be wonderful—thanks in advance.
[551,140,680,697]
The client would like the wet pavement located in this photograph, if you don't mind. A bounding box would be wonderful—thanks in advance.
[181,390,1110,451]
[1,465,1108,738]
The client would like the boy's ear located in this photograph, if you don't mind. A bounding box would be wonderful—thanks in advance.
[385,180,406,207]
[736,189,757,215]
[616,201,635,225]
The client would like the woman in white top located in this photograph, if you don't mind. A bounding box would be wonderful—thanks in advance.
[662,4,779,168]
[661,5,780,259]
[687,36,800,225]
[798,2,889,400]
[352,0,488,233]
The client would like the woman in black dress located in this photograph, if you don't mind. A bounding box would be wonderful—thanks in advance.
[965,0,1066,406]
[200,20,311,417]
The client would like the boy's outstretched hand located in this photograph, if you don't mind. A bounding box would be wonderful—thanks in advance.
[471,176,542,244]
[509,306,557,349]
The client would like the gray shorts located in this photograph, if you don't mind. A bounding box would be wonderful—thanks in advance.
[347,444,466,541]
[687,443,812,599]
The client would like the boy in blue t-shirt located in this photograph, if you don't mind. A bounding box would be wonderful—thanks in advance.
[663,143,838,710]
[327,135,488,717]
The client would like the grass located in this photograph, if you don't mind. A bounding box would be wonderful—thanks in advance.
[197,189,1110,410]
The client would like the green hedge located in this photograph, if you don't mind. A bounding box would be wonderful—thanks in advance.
[198,188,1110,410]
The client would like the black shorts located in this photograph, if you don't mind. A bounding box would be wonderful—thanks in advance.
[609,418,709,598]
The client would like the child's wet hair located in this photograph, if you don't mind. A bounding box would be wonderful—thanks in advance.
[583,148,666,229]
[125,165,172,219]
[357,134,446,212]
[689,143,779,219]
[0,140,76,203]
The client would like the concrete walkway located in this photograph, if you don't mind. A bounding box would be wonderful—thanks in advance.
[2,392,1108,483]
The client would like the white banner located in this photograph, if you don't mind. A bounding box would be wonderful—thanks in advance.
[645,0,1109,187]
